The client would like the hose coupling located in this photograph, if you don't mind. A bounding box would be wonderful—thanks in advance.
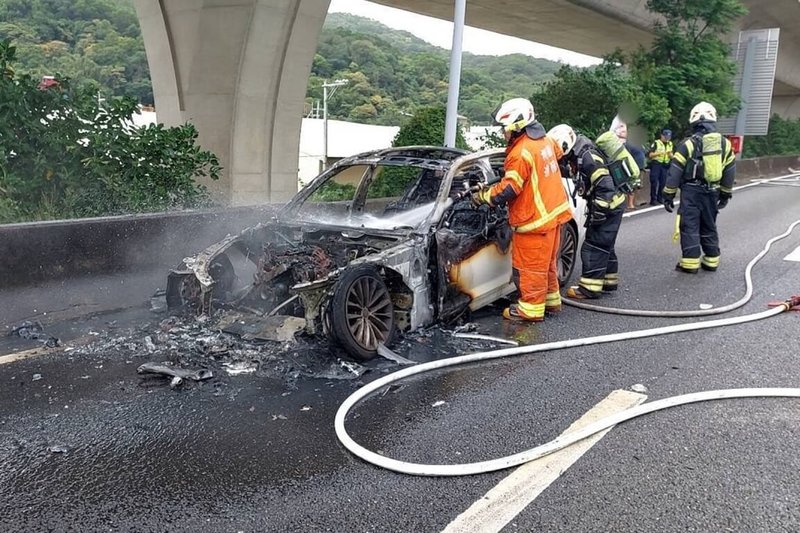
[768,295,800,311]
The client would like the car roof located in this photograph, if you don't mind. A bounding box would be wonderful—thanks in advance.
[337,146,470,169]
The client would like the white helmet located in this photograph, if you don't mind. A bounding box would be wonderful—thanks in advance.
[547,124,577,155]
[492,98,535,134]
[609,115,627,139]
[689,101,717,124]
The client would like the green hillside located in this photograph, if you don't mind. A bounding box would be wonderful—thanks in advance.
[311,13,563,124]
[0,4,563,125]
[0,0,151,103]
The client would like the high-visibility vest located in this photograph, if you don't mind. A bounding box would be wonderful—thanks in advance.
[651,139,673,164]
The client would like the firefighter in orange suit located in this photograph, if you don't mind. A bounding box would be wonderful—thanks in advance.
[472,98,574,322]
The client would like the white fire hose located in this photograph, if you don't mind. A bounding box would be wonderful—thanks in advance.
[335,216,800,476]
[566,172,800,317]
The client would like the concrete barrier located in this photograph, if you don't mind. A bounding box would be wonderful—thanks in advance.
[635,154,800,207]
[1,154,798,289]
[735,155,800,178]
[0,206,276,288]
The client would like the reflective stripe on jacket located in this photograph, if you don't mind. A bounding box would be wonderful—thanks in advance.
[488,133,573,233]
[665,126,736,195]
[650,139,673,165]
[581,150,626,211]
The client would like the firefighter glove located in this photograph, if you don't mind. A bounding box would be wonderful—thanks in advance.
[470,191,484,207]
[470,185,491,208]
[717,192,731,210]
[663,192,675,213]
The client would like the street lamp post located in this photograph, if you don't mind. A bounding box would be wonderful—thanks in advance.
[322,79,349,169]
[444,0,466,148]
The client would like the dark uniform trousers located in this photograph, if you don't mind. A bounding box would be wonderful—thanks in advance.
[649,163,669,204]
[678,182,720,269]
[579,207,624,294]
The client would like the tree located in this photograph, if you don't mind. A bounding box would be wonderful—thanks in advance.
[391,106,468,149]
[365,107,469,198]
[628,0,747,136]
[0,40,219,222]
[307,14,561,126]
[532,60,670,140]
[742,115,800,158]
[0,0,153,103]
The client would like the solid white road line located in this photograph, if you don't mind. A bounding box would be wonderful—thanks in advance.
[624,171,800,218]
[0,346,52,365]
[442,389,647,533]
[784,246,800,262]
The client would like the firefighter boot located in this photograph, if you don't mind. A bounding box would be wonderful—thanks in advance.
[675,263,699,274]
[603,273,619,292]
[676,257,700,274]
[701,256,720,272]
[565,286,600,300]
[502,304,544,323]
[545,291,561,315]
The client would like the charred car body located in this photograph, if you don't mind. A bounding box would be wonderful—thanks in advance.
[167,147,585,360]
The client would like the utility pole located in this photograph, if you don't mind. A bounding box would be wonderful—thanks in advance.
[444,0,466,147]
[322,79,349,169]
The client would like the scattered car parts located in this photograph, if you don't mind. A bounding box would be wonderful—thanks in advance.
[137,362,213,388]
[167,147,585,360]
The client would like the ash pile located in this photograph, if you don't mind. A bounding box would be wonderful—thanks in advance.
[66,313,375,390]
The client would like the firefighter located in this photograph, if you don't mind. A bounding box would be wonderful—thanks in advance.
[472,98,573,321]
[647,129,673,205]
[548,124,627,299]
[663,102,736,273]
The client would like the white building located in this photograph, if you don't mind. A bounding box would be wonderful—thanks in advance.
[298,118,399,185]
[464,125,498,151]
[126,111,497,190]
[131,108,157,128]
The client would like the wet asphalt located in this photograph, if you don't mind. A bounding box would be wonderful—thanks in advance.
[2,177,800,532]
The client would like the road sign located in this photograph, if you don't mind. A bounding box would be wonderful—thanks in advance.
[726,135,743,155]
[718,29,781,136]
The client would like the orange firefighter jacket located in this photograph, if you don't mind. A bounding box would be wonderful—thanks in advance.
[482,128,573,233]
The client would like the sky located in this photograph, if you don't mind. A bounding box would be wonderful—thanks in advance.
[328,0,602,67]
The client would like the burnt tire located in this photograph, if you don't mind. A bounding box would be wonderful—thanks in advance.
[329,266,396,361]
[558,222,578,285]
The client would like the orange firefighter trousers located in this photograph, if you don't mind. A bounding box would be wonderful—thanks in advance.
[511,226,562,319]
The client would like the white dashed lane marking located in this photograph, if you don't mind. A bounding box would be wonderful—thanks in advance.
[442,389,647,533]
[784,246,800,262]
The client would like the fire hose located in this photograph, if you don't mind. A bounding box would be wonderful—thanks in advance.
[334,218,800,476]
[565,171,800,317]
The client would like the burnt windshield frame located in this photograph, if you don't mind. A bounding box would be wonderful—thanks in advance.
[280,147,469,218]
[279,149,469,227]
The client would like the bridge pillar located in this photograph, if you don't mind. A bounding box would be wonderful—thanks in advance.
[134,0,329,205]
[771,96,800,119]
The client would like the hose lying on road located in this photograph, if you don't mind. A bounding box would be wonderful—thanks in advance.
[570,172,800,316]
[335,299,799,476]
[564,219,800,317]
[335,217,800,477]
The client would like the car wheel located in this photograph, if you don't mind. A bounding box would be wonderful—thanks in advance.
[329,266,396,361]
[558,223,578,285]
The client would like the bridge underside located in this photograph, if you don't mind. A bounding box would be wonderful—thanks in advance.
[374,0,800,97]
[135,0,800,205]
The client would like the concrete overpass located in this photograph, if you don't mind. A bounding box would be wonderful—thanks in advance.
[133,0,800,205]
[373,0,800,118]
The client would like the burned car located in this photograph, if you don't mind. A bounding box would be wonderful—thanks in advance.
[167,147,585,360]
